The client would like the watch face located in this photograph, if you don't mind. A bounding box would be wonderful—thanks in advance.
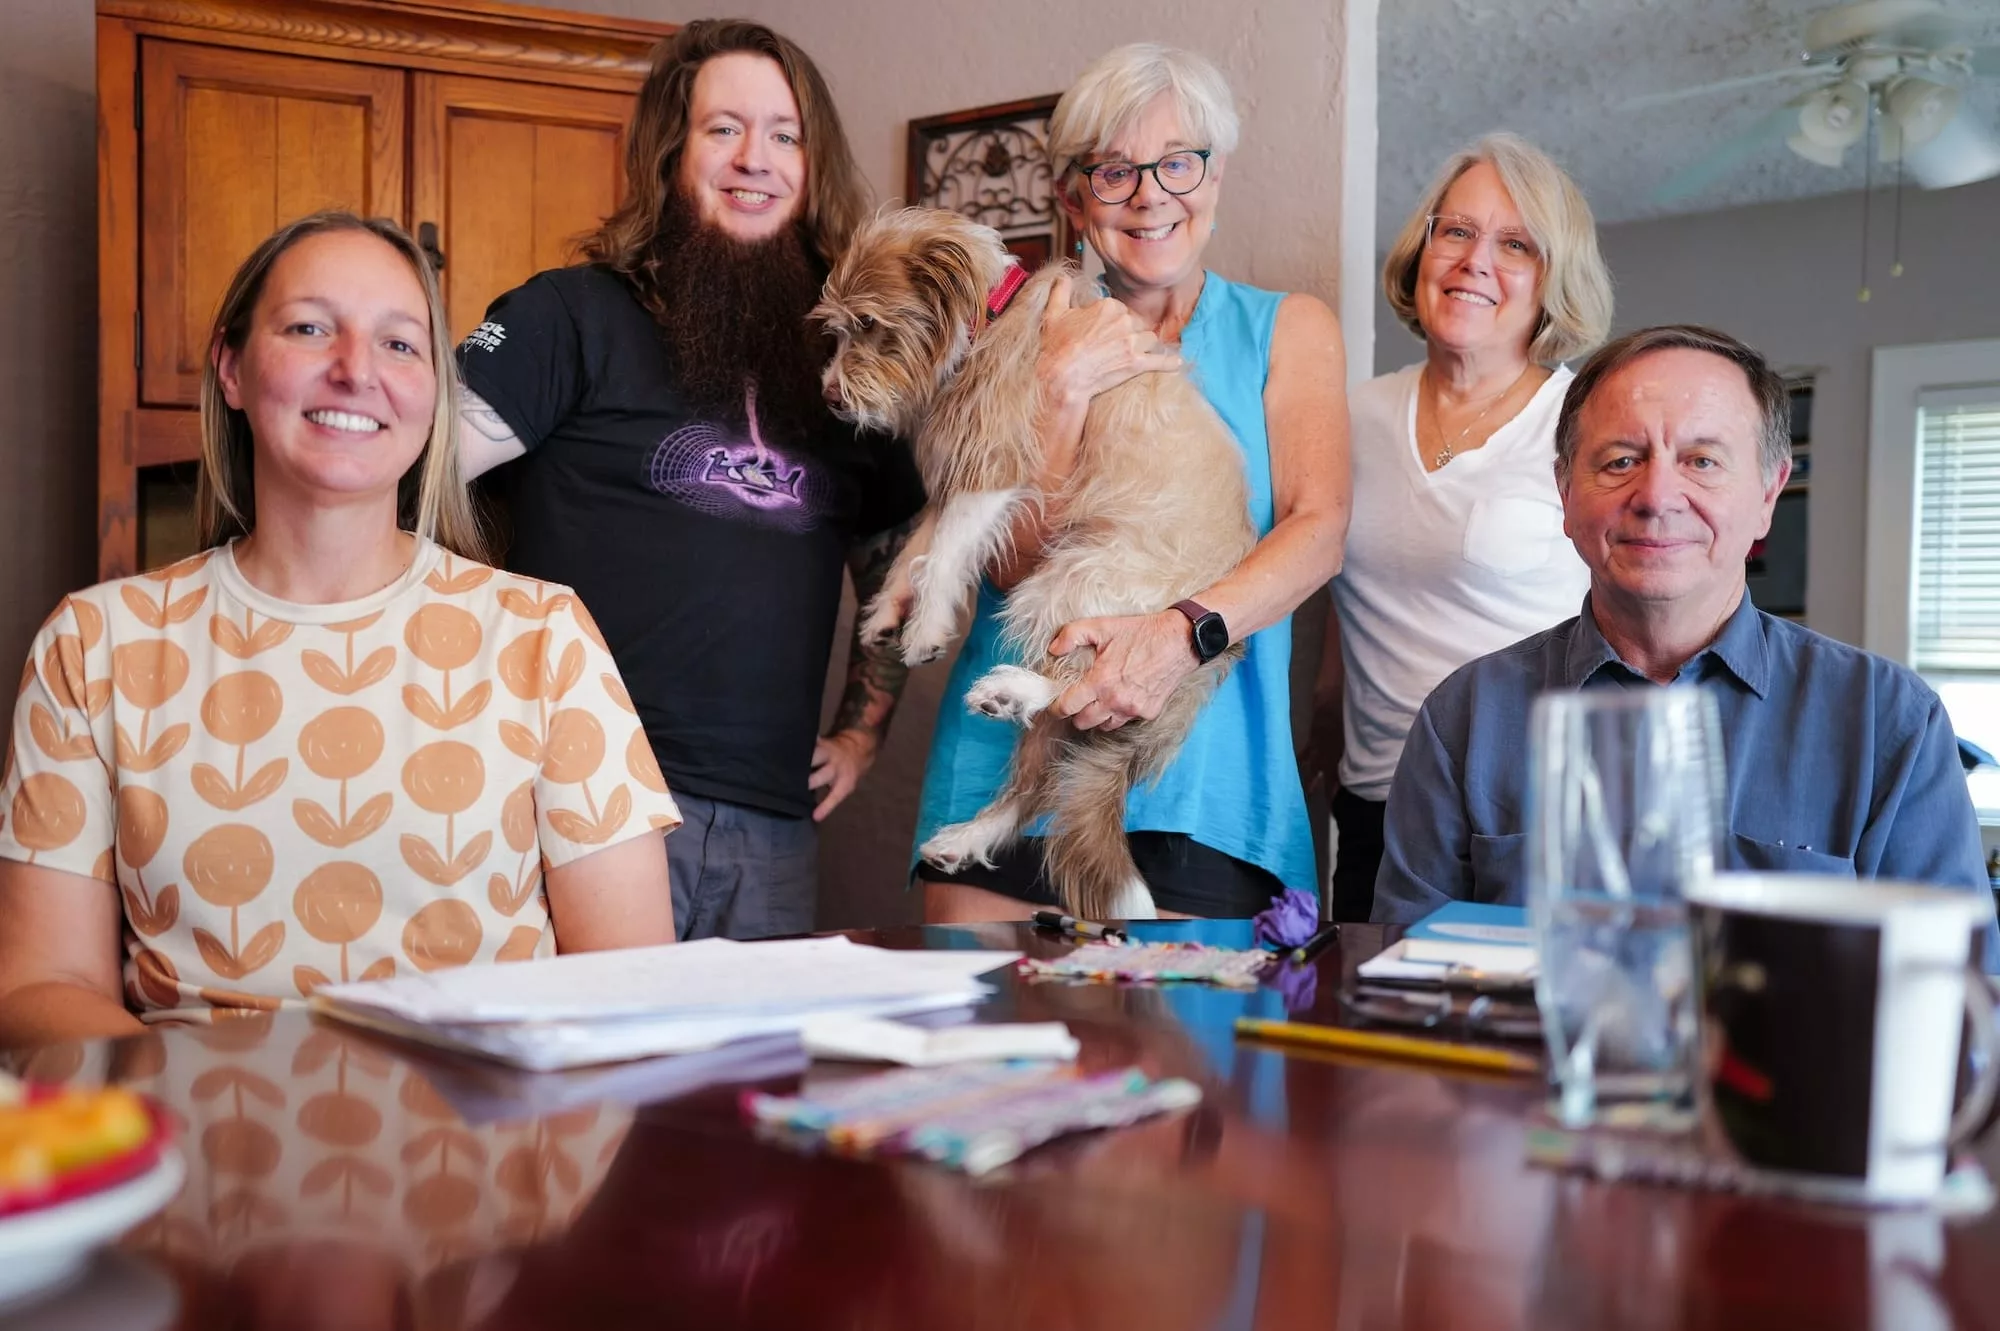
[1194,615,1229,661]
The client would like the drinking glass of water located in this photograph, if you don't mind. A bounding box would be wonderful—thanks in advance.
[1527,687,1722,1126]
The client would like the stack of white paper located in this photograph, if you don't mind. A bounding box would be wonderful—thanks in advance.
[311,936,1021,1072]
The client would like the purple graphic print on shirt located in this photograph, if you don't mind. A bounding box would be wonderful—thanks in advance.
[646,385,831,531]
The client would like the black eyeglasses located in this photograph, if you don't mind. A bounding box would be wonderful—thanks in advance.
[1076,149,1211,205]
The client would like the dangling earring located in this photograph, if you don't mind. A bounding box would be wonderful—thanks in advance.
[1210,220,1218,236]
[1074,237,1084,258]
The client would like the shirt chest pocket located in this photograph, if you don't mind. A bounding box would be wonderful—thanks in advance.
[1729,831,1856,877]
[1468,831,1528,905]
[1462,495,1566,577]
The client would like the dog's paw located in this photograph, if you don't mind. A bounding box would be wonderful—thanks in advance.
[857,597,904,651]
[899,618,955,667]
[965,665,1058,724]
[919,821,1002,875]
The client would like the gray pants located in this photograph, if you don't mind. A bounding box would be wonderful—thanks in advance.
[666,792,818,940]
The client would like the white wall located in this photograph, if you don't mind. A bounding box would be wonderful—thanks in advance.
[1375,176,2000,647]
[0,1,99,681]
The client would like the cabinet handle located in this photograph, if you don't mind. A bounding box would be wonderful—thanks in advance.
[418,221,447,273]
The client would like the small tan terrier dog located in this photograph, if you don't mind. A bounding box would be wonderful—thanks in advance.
[815,207,1254,918]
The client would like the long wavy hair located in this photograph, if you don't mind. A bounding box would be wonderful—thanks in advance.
[197,211,485,560]
[583,19,868,319]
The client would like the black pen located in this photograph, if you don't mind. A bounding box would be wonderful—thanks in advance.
[1289,922,1341,965]
[1032,909,1128,943]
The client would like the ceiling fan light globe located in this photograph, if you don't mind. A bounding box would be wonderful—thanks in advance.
[1884,76,1960,148]
[1901,113,2000,188]
[1786,131,1851,167]
[1796,81,1872,148]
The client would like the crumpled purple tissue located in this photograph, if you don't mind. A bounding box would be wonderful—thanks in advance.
[1252,888,1320,950]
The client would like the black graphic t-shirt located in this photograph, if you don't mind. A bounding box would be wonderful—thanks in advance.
[457,265,925,818]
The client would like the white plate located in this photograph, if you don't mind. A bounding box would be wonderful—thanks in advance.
[0,1150,186,1311]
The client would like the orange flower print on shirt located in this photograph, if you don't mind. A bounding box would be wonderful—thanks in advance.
[292,862,389,995]
[10,772,87,862]
[487,780,542,920]
[404,603,490,731]
[300,612,390,695]
[185,823,284,983]
[194,672,288,811]
[112,639,191,773]
[543,709,629,846]
[404,898,483,972]
[118,784,180,936]
[400,742,489,889]
[294,707,393,849]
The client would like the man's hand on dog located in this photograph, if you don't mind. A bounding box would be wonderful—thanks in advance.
[810,728,880,820]
[1050,612,1202,731]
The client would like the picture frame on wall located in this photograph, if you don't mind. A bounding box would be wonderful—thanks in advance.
[906,95,1071,268]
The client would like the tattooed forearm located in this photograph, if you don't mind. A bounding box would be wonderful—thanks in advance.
[834,515,921,738]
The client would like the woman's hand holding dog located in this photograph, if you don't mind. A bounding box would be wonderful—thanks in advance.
[995,279,1185,593]
[1049,611,1205,731]
[1035,275,1184,414]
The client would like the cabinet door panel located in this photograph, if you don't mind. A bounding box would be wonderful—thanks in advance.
[141,41,405,407]
[412,75,631,344]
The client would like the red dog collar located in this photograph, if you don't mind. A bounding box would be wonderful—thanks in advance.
[985,263,1029,320]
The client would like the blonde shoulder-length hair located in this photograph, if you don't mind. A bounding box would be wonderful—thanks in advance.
[197,210,485,561]
[1382,132,1613,366]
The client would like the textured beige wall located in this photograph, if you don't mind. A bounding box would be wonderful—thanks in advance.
[0,1,100,682]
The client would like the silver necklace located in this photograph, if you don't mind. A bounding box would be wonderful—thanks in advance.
[1425,365,1533,469]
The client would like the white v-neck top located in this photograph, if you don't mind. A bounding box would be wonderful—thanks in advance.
[1332,362,1591,799]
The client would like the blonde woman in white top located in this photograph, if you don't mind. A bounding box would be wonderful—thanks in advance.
[0,212,678,1047]
[1314,134,1612,920]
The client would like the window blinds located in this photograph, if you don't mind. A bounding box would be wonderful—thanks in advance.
[1913,384,2000,673]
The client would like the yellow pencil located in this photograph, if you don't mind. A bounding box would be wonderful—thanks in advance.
[1233,1016,1541,1076]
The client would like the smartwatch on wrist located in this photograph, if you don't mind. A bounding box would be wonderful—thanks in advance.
[1171,599,1229,664]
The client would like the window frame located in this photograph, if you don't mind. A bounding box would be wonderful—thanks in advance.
[1864,338,2000,663]
[1866,338,2000,827]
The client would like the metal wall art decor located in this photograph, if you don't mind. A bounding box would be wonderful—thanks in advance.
[906,95,1072,268]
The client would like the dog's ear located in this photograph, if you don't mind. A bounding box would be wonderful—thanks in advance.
[904,216,1008,329]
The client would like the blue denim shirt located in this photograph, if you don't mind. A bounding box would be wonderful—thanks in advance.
[1372,592,1999,967]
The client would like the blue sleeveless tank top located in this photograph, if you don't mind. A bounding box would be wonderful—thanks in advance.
[910,272,1317,895]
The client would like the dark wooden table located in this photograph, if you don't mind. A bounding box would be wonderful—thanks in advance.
[8,920,2000,1331]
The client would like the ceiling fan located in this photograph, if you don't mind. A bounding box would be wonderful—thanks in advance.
[1631,1,2000,206]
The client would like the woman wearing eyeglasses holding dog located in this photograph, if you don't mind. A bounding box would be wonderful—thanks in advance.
[916,43,1351,923]
[1311,134,1613,922]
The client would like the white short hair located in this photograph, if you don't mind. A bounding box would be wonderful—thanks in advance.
[1049,43,1240,179]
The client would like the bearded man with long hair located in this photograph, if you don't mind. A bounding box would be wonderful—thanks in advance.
[455,20,924,940]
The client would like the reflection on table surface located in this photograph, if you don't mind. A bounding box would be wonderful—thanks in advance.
[2,921,1997,1330]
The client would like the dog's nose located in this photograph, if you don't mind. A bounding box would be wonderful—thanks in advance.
[822,382,846,408]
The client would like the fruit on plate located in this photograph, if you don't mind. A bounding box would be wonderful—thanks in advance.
[0,1076,163,1216]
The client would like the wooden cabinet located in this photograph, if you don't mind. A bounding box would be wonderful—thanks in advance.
[98,0,670,579]
[412,75,633,344]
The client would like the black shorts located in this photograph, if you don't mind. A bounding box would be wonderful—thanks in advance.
[926,832,1283,918]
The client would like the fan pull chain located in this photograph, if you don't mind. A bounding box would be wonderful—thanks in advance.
[1890,156,1906,279]
[1858,95,1874,303]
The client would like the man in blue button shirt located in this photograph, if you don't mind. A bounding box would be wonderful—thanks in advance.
[1372,324,1998,963]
